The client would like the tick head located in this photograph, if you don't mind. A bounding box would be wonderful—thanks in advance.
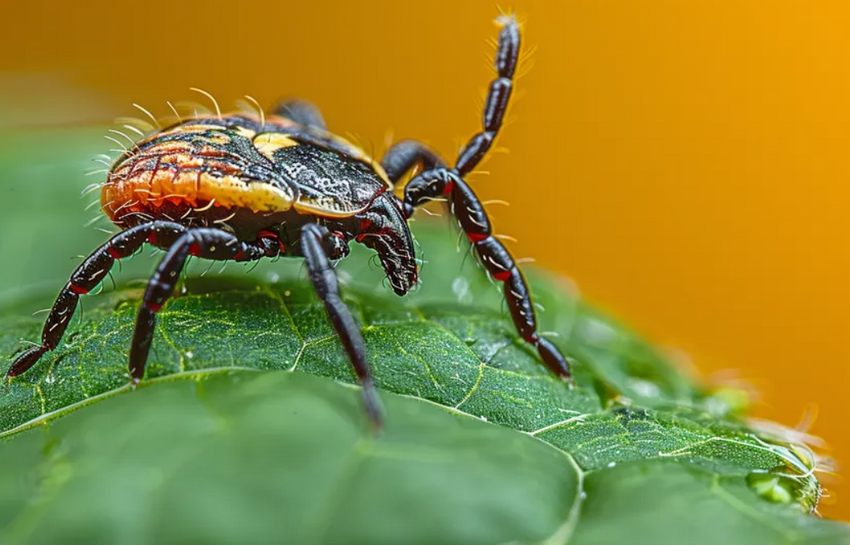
[354,193,417,297]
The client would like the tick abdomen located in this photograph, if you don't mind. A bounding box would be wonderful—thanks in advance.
[102,120,295,225]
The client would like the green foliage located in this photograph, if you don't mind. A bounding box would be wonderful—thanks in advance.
[0,128,847,544]
[0,372,578,545]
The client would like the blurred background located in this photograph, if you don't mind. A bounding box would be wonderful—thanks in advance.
[1,0,848,519]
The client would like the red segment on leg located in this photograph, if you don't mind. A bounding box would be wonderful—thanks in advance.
[257,230,285,252]
[492,269,511,282]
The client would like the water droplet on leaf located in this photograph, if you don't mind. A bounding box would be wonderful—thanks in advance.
[746,473,794,504]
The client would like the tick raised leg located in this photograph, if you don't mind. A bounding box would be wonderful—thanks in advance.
[402,16,573,381]
[454,14,518,176]
[301,223,383,429]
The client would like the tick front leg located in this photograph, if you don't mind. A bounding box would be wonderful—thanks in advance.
[129,228,277,382]
[5,221,187,380]
[406,171,572,381]
[301,223,382,429]
[402,16,573,382]
[453,15,518,176]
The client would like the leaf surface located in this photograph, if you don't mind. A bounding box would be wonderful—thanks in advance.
[0,128,847,545]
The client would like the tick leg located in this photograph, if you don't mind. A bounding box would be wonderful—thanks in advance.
[401,15,519,218]
[129,228,278,381]
[380,140,446,184]
[5,221,187,380]
[406,171,572,381]
[271,99,327,130]
[454,14,519,176]
[301,223,382,429]
[402,17,573,381]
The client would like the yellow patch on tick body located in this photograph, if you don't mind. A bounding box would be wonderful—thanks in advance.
[253,133,300,161]
[104,112,393,221]
[234,126,257,139]
[293,196,353,217]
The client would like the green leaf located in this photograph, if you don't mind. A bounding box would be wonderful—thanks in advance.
[570,460,849,545]
[0,127,848,544]
[0,372,578,545]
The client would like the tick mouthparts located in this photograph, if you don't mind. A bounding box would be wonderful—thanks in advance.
[355,193,417,297]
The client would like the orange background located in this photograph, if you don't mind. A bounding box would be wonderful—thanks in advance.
[2,0,848,519]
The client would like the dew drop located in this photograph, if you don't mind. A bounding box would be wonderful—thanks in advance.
[746,473,794,504]
[703,387,750,418]
[628,379,660,399]
[451,277,473,304]
[575,317,617,346]
[337,270,353,285]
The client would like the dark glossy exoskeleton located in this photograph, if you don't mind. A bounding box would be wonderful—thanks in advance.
[7,15,572,428]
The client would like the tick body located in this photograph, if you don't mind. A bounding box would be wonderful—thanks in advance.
[7,16,572,427]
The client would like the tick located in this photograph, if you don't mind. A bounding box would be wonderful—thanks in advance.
[7,15,572,427]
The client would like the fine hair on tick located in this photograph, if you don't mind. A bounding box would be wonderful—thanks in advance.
[5,12,573,430]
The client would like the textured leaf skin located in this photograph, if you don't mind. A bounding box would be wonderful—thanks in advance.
[0,372,578,545]
[570,460,849,545]
[0,128,848,544]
